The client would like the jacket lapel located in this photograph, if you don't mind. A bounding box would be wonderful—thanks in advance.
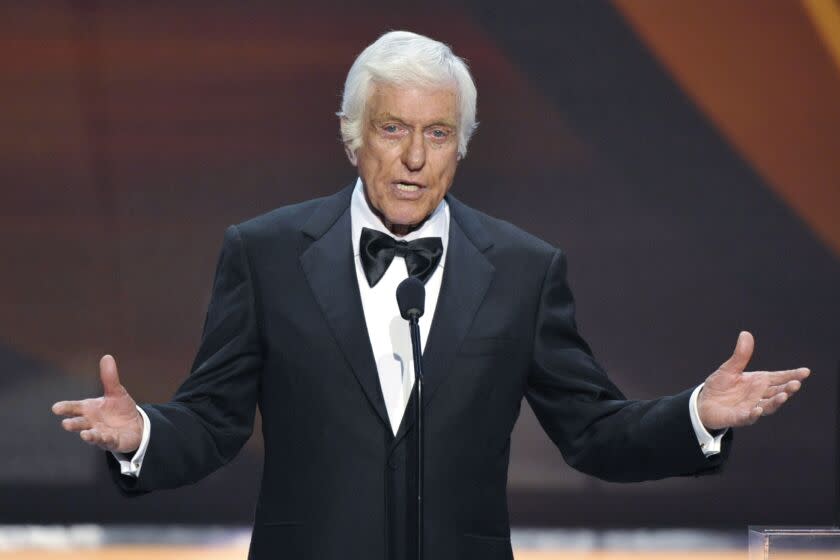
[299,185,391,431]
[391,194,495,448]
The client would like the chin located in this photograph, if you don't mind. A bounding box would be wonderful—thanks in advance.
[382,206,425,227]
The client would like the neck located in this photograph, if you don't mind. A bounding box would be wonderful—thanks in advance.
[386,223,415,236]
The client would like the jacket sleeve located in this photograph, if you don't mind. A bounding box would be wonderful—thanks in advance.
[524,249,731,483]
[107,224,263,494]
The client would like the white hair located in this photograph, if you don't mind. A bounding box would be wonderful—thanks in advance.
[337,30,478,159]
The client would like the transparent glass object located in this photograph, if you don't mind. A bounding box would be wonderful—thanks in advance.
[748,527,840,559]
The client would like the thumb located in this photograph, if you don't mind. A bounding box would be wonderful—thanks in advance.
[720,331,754,373]
[99,354,123,397]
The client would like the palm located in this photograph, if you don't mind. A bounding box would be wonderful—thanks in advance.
[84,391,140,450]
[698,332,810,431]
[52,355,143,453]
[701,367,768,428]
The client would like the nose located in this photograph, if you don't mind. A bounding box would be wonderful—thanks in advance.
[401,130,426,171]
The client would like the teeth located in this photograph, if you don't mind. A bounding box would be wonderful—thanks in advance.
[396,183,420,192]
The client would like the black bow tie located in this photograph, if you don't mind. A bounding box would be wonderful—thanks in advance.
[359,227,443,288]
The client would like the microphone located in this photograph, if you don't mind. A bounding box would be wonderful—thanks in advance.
[397,276,425,320]
[396,276,425,560]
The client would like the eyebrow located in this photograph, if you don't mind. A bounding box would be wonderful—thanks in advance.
[374,113,457,129]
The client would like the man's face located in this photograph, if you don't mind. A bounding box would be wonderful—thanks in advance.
[350,83,460,236]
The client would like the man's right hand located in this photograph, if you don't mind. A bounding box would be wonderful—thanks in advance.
[52,355,143,454]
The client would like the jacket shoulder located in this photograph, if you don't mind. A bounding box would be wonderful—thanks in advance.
[453,197,558,259]
[231,181,354,246]
[217,187,351,265]
[234,196,326,240]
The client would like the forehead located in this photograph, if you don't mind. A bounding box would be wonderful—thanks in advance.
[366,82,458,125]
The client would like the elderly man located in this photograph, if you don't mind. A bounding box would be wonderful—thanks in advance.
[53,31,809,560]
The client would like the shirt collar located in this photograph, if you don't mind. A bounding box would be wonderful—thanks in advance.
[350,177,449,265]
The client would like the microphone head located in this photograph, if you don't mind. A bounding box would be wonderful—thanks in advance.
[396,276,425,320]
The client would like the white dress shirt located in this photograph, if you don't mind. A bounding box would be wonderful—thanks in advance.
[350,178,449,435]
[116,178,723,476]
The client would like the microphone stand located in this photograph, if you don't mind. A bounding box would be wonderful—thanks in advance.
[397,276,426,560]
[407,313,424,560]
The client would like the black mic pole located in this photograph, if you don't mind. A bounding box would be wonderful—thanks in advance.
[397,277,426,560]
[409,310,424,560]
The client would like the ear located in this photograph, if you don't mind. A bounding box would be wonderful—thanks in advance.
[344,143,358,166]
[338,116,358,166]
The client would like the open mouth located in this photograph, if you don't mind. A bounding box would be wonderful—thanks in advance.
[390,181,427,200]
[394,181,424,192]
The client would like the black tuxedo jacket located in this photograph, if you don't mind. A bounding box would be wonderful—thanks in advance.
[108,184,731,560]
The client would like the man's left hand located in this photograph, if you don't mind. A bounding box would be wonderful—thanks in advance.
[698,331,810,431]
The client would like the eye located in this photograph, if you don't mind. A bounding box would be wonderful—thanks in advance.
[382,124,400,134]
[428,128,450,140]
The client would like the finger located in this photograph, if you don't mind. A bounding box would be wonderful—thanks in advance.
[764,368,810,386]
[61,416,92,432]
[79,428,96,445]
[80,428,117,450]
[100,355,124,398]
[720,331,754,374]
[757,392,790,416]
[762,380,802,399]
[52,400,85,417]
[739,405,762,426]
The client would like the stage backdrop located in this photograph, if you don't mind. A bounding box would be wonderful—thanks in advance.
[1,0,838,527]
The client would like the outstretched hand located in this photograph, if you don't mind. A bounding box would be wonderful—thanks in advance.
[698,331,810,431]
[51,355,144,454]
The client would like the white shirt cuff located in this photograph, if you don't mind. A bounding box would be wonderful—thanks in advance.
[111,405,150,477]
[689,383,726,457]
